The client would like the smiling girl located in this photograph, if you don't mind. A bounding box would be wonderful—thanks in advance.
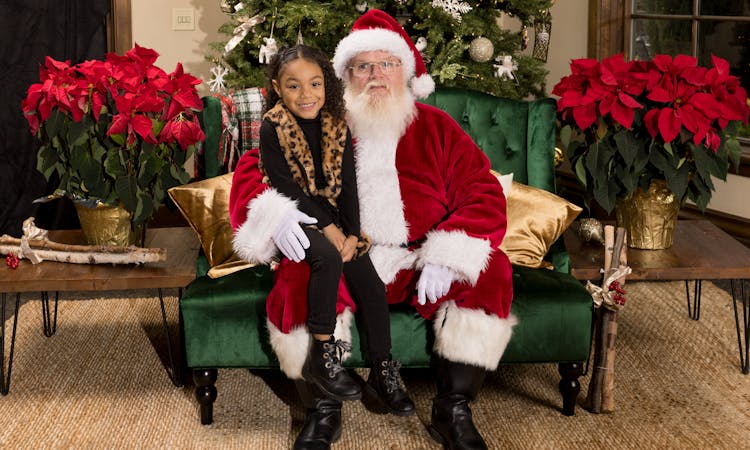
[258,45,414,416]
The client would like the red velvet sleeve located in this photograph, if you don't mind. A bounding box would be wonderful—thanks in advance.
[229,149,268,230]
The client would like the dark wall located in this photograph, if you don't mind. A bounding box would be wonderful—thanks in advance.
[0,0,110,236]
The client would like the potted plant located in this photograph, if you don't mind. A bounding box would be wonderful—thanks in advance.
[553,54,749,248]
[22,44,205,245]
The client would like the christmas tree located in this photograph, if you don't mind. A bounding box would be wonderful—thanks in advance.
[210,0,554,99]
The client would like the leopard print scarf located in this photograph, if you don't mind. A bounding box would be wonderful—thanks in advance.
[261,102,347,209]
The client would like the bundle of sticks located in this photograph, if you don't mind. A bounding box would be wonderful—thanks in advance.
[584,225,631,413]
[0,218,165,265]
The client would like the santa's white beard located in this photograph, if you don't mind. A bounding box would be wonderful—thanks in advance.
[344,82,417,142]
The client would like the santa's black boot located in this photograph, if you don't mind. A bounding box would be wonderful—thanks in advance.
[365,356,416,416]
[302,336,361,401]
[293,380,343,450]
[428,359,488,450]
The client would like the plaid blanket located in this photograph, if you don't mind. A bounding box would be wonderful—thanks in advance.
[231,87,266,168]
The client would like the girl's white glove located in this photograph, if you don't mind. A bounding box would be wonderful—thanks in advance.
[417,263,457,305]
[272,210,317,262]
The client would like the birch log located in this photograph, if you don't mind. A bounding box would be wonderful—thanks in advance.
[600,227,628,412]
[0,235,166,265]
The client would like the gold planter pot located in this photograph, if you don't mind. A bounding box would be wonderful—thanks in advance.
[615,180,680,249]
[74,202,143,247]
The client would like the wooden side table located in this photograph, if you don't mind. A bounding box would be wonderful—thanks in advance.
[0,227,200,394]
[564,220,750,374]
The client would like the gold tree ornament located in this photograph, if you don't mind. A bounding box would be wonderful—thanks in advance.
[468,37,494,62]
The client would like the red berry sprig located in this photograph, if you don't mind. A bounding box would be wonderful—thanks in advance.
[608,280,626,306]
[6,252,19,269]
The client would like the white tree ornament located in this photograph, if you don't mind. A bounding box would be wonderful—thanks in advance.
[493,55,518,81]
[223,14,265,56]
[431,0,472,22]
[207,65,229,93]
[259,36,278,64]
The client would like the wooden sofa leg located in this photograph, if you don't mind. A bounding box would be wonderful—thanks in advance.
[194,369,218,425]
[558,362,583,416]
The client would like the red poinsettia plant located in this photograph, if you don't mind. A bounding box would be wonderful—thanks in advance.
[553,53,749,213]
[22,44,205,226]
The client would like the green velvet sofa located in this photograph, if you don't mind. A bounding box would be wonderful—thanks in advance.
[180,87,594,425]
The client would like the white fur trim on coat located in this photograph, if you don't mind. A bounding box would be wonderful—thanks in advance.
[333,28,415,81]
[266,309,355,380]
[354,135,409,247]
[433,301,517,371]
[232,188,296,265]
[417,230,493,285]
[369,245,417,285]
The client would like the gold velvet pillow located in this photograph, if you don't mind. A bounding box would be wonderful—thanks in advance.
[492,171,582,269]
[168,173,253,278]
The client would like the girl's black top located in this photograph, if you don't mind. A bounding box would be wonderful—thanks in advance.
[259,114,361,237]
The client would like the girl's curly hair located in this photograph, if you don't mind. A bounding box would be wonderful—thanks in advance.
[263,45,346,120]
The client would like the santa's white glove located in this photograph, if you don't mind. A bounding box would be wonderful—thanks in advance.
[272,210,318,262]
[417,263,457,305]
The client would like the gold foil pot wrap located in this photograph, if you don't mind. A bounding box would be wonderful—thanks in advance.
[615,179,680,249]
[74,202,143,247]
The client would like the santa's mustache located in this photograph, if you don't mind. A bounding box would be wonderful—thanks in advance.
[362,81,389,93]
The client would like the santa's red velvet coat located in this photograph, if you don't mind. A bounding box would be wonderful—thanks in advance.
[230,103,516,379]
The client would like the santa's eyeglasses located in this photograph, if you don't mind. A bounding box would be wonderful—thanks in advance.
[347,60,402,77]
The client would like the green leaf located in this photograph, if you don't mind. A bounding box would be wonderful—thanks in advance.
[614,163,637,193]
[665,165,689,201]
[36,145,59,180]
[132,192,155,226]
[115,176,139,212]
[104,148,126,177]
[584,140,616,188]
[559,125,572,149]
[44,109,66,138]
[613,130,640,168]
[689,174,711,211]
[592,176,618,214]
[109,133,125,146]
[137,150,161,187]
[692,143,722,180]
[69,144,88,171]
[649,148,677,179]
[91,140,107,164]
[67,116,92,147]
[573,157,587,187]
[725,138,742,171]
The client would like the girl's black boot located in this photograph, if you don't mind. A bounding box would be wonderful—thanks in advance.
[302,336,361,401]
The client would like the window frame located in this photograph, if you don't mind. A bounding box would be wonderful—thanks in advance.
[588,0,750,176]
[107,0,132,55]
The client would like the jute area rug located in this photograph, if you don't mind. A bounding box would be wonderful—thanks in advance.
[0,281,748,449]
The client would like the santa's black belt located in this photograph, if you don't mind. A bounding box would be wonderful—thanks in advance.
[399,238,424,250]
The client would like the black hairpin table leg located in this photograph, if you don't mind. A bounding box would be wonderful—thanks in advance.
[1,292,20,395]
[40,291,59,337]
[730,280,749,374]
[685,280,702,320]
[158,288,183,387]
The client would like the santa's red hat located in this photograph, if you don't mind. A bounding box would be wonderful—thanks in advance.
[333,9,435,99]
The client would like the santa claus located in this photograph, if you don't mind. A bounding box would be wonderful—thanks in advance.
[229,9,515,450]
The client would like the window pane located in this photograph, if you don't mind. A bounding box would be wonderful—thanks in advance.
[631,19,692,60]
[699,21,750,97]
[633,0,692,15]
[700,1,750,16]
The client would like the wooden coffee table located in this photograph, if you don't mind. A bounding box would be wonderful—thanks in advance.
[0,227,200,393]
[564,220,750,374]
